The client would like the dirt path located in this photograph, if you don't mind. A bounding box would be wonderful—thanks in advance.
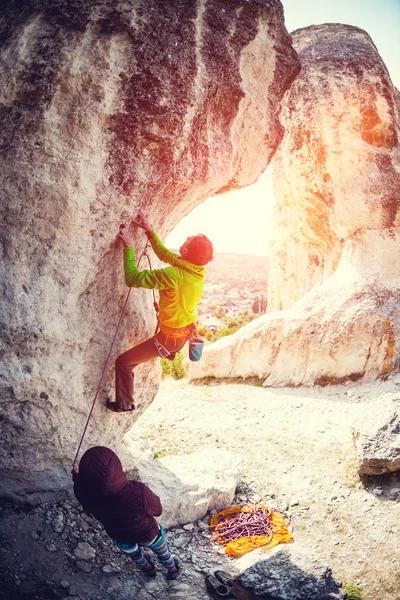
[135,376,400,600]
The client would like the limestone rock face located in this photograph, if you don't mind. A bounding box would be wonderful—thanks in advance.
[0,0,299,498]
[269,24,400,312]
[128,449,243,528]
[189,24,400,386]
[188,228,400,384]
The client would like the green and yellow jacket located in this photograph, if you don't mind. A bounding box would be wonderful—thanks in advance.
[124,231,206,329]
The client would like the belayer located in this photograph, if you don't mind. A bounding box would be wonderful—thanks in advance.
[72,446,180,579]
[106,211,213,413]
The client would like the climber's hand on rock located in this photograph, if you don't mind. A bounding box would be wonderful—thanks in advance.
[133,211,152,233]
[118,227,134,248]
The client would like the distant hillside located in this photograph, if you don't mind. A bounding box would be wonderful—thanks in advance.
[207,251,269,279]
[168,250,269,277]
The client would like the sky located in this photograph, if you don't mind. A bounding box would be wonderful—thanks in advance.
[166,0,400,256]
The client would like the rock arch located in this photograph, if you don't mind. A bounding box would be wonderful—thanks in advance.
[188,24,400,386]
[0,0,300,498]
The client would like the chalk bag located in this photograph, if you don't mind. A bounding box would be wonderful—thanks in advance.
[189,338,204,362]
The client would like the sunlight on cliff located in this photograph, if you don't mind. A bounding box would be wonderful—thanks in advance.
[166,168,275,257]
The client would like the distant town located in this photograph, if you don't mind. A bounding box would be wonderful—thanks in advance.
[157,251,269,340]
[197,251,269,333]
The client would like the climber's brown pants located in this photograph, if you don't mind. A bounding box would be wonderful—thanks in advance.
[115,331,190,409]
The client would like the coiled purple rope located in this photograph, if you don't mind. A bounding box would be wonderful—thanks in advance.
[213,505,291,548]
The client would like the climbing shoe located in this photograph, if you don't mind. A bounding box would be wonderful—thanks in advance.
[141,561,156,578]
[166,558,181,580]
[106,401,135,413]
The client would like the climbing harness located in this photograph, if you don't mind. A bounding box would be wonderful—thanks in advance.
[72,238,154,469]
[153,335,174,359]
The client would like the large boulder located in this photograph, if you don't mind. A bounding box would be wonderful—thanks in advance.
[352,395,400,476]
[0,0,300,499]
[189,228,400,385]
[235,547,346,600]
[189,24,400,386]
[128,449,243,528]
[269,23,400,312]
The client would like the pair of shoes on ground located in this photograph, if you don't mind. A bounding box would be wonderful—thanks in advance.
[205,570,234,597]
[141,558,180,581]
[106,400,135,413]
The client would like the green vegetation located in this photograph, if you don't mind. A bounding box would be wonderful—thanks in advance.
[160,352,186,380]
[160,307,260,378]
[198,310,258,343]
[343,584,363,599]
[343,456,361,489]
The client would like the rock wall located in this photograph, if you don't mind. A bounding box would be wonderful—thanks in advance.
[188,24,400,385]
[268,24,400,312]
[0,0,300,499]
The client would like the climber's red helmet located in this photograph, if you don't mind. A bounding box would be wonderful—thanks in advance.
[180,234,214,266]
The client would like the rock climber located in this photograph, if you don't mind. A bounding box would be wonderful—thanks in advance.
[106,211,213,413]
[72,446,180,579]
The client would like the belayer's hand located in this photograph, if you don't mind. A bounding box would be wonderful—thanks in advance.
[118,227,134,248]
[133,211,152,233]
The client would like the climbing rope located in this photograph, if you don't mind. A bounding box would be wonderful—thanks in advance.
[141,247,160,333]
[210,504,292,555]
[166,483,292,554]
[213,505,275,546]
[73,238,156,469]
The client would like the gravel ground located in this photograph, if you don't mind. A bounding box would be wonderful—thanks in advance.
[135,375,400,600]
[0,376,399,600]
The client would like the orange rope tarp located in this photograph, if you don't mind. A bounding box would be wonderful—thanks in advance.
[210,504,293,556]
